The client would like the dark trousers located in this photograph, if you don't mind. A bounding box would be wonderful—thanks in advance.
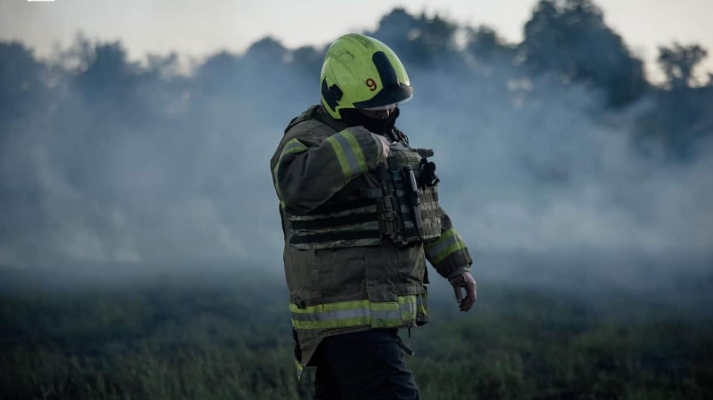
[313,329,421,400]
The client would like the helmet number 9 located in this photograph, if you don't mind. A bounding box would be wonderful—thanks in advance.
[365,78,377,92]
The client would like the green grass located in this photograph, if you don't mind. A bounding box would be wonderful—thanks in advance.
[1,270,712,400]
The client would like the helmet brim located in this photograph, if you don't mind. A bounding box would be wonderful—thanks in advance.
[359,95,413,111]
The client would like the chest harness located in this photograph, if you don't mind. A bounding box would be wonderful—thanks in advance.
[283,108,443,249]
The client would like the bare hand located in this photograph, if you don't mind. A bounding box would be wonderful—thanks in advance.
[448,271,477,312]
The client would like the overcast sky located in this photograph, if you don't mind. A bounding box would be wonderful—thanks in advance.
[1,0,712,81]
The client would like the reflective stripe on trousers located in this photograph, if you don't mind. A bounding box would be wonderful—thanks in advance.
[290,294,428,330]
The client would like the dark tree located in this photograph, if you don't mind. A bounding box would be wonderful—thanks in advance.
[0,42,47,123]
[466,26,514,62]
[520,0,647,107]
[658,43,708,89]
[370,8,460,68]
[244,37,288,65]
[290,45,324,78]
[635,43,713,158]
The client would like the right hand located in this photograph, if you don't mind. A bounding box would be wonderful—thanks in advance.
[371,133,391,160]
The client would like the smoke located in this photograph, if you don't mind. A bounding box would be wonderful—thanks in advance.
[0,7,711,287]
[402,72,713,255]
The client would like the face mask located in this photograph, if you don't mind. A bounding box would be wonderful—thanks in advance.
[339,107,400,135]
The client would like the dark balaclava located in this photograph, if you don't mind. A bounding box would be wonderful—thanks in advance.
[339,107,400,136]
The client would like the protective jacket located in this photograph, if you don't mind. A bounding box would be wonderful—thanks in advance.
[270,105,473,375]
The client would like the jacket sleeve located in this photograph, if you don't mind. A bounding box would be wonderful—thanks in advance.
[271,124,387,214]
[424,206,473,278]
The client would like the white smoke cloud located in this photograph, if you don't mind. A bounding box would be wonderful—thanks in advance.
[1,28,711,274]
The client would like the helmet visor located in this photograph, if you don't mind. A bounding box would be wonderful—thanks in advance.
[359,95,413,111]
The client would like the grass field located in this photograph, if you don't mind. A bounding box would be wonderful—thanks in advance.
[1,257,712,400]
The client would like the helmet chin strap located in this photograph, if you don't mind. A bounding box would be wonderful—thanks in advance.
[340,107,400,135]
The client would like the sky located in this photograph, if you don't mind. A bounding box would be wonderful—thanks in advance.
[1,0,713,82]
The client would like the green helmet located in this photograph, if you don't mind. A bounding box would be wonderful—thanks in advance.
[320,33,413,120]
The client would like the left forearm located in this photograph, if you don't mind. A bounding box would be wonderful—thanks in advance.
[424,207,473,278]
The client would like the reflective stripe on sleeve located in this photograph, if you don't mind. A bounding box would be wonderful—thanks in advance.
[277,138,308,164]
[324,129,368,183]
[424,228,467,265]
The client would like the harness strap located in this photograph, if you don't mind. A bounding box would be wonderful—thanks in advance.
[302,198,375,215]
[291,213,380,230]
[290,230,382,245]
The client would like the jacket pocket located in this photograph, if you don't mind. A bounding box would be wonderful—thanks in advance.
[319,248,367,299]
[285,248,322,301]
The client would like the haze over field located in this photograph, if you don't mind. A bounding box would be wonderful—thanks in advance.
[0,1,711,291]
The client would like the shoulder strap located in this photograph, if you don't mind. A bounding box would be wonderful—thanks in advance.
[283,105,348,136]
[392,127,410,145]
[283,105,320,135]
[310,105,348,133]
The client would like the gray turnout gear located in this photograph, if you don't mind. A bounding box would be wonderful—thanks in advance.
[270,105,473,376]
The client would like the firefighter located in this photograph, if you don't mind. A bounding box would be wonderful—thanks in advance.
[270,33,476,400]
